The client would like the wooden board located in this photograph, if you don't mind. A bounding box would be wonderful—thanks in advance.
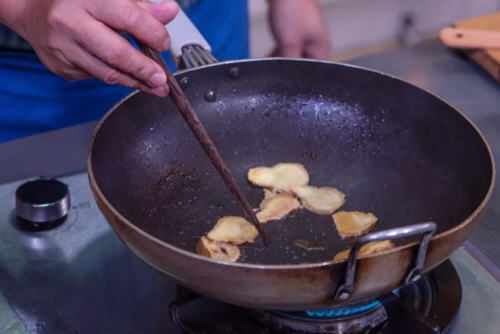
[454,12,500,81]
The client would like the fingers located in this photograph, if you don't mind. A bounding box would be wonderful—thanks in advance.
[304,38,330,60]
[142,0,179,26]
[66,43,148,89]
[278,41,304,58]
[278,38,330,59]
[269,0,330,59]
[24,0,174,96]
[76,17,168,93]
[37,46,93,81]
[59,42,168,96]
[88,0,175,51]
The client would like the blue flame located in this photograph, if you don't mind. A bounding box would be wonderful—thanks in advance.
[305,300,382,318]
[273,300,382,322]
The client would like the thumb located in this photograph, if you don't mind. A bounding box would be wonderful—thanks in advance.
[142,0,179,25]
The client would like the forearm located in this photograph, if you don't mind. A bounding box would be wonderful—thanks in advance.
[0,0,29,37]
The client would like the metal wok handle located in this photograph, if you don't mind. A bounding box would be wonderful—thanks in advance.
[334,222,437,301]
[156,2,217,68]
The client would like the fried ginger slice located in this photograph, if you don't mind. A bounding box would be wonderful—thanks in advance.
[332,211,378,238]
[247,163,309,191]
[291,185,345,214]
[196,236,241,262]
[333,240,395,262]
[207,216,259,245]
[256,193,301,223]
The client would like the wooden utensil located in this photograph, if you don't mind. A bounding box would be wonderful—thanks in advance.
[440,12,500,81]
[440,27,500,50]
[134,39,270,244]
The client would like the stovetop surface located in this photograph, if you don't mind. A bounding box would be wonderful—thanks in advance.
[0,173,499,334]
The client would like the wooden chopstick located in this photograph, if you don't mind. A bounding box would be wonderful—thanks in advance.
[134,40,270,244]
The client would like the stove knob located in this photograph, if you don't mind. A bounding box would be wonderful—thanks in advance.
[15,179,70,224]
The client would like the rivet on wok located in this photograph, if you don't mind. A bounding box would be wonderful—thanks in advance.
[179,76,190,88]
[228,66,241,79]
[339,291,350,300]
[204,89,217,102]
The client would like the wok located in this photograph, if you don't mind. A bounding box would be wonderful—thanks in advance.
[87,12,494,311]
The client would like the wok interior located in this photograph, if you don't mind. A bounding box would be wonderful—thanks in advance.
[91,60,493,265]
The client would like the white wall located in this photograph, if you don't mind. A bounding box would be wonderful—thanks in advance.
[249,0,499,59]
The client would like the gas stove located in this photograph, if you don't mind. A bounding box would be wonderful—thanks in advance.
[0,173,499,334]
[168,259,459,334]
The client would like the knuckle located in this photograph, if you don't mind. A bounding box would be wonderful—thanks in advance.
[122,5,141,30]
[124,53,153,77]
[135,62,154,77]
[151,25,168,46]
[103,70,121,84]
[46,7,69,30]
[46,10,62,28]
[107,46,126,63]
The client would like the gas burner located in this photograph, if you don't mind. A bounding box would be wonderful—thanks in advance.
[255,300,387,333]
[169,260,461,334]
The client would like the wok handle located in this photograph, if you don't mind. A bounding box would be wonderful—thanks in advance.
[334,222,437,301]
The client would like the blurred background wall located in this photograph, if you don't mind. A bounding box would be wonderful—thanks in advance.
[249,0,500,60]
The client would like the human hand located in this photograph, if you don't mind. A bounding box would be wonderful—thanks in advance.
[268,0,330,59]
[13,0,178,96]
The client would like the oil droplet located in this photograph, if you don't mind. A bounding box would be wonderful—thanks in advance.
[36,322,47,329]
[179,76,189,88]
[204,89,217,102]
[228,66,241,79]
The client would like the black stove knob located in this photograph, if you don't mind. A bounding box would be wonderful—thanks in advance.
[15,179,70,225]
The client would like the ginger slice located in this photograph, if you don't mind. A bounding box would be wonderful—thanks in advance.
[333,240,395,262]
[263,188,276,199]
[291,185,345,215]
[207,216,259,245]
[256,193,301,223]
[247,163,309,191]
[196,236,240,262]
[332,211,377,238]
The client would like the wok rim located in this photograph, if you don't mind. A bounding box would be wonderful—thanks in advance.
[87,57,496,270]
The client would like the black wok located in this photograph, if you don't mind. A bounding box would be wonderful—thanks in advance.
[88,58,494,310]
